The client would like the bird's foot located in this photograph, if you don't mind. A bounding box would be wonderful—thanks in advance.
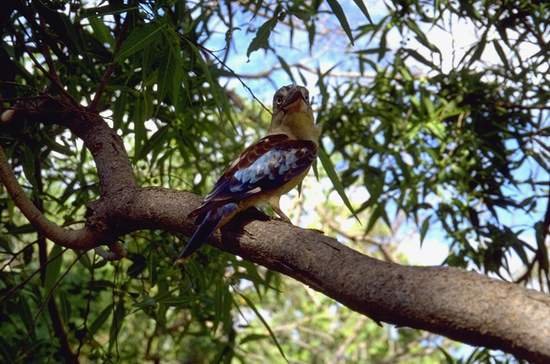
[305,228,324,234]
[272,215,293,224]
[271,206,292,224]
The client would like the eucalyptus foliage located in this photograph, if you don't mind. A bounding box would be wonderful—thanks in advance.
[0,0,547,363]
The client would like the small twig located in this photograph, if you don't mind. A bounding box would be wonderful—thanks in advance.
[76,252,96,358]
[187,39,272,114]
[37,15,60,85]
[88,18,130,112]
[0,146,101,250]
[0,247,68,306]
[34,250,85,321]
[496,101,550,110]
[88,63,117,112]
[14,19,77,104]
[0,239,40,272]
[222,62,376,80]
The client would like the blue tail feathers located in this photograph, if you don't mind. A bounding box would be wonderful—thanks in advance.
[177,203,238,260]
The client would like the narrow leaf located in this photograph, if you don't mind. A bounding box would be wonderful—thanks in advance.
[318,146,360,223]
[352,0,372,24]
[133,95,146,157]
[404,48,438,70]
[44,245,64,293]
[365,204,382,234]
[109,299,125,351]
[420,218,430,246]
[115,22,166,63]
[238,292,287,362]
[89,17,114,46]
[327,0,355,45]
[157,45,175,103]
[240,333,269,345]
[492,40,509,70]
[467,31,487,67]
[81,4,138,18]
[247,17,278,57]
[89,303,114,335]
[277,56,295,82]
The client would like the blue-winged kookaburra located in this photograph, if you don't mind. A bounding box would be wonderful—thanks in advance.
[177,85,320,259]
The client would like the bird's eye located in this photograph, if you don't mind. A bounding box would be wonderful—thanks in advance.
[276,96,283,105]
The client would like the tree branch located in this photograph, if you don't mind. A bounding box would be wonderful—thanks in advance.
[0,146,101,249]
[1,103,550,363]
[120,188,550,363]
[88,19,130,112]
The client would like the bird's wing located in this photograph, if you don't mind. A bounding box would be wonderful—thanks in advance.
[190,134,317,220]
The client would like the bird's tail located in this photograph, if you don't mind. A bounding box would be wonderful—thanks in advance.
[176,203,238,261]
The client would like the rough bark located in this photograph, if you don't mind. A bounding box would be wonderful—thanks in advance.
[1,99,550,363]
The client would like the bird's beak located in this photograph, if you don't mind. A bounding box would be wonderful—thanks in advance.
[281,88,307,112]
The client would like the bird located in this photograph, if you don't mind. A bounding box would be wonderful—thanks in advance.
[177,85,321,260]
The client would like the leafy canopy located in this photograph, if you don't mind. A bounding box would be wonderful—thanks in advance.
[0,0,548,362]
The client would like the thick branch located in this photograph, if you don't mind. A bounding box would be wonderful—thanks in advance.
[6,98,137,194]
[63,110,137,195]
[115,187,550,363]
[0,99,135,250]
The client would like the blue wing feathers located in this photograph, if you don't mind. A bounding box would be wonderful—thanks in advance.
[182,134,317,258]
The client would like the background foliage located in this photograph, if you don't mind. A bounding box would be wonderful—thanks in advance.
[0,0,548,362]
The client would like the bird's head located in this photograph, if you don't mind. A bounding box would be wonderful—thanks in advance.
[269,85,320,143]
[272,85,311,115]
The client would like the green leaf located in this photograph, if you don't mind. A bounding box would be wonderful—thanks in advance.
[109,298,125,351]
[89,17,114,47]
[326,0,355,45]
[437,346,456,364]
[18,296,35,337]
[466,30,487,67]
[89,303,113,336]
[190,43,235,128]
[535,222,549,272]
[239,333,269,345]
[170,53,183,112]
[420,218,430,246]
[157,44,175,104]
[20,146,37,188]
[137,124,170,161]
[492,40,509,70]
[115,22,166,63]
[277,56,294,83]
[80,4,138,18]
[406,19,440,54]
[127,254,147,277]
[238,292,287,362]
[378,27,388,61]
[79,252,92,270]
[365,203,382,234]
[352,0,372,24]
[134,94,147,157]
[247,17,278,57]
[44,245,64,293]
[58,290,71,323]
[318,146,360,223]
[404,48,438,70]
